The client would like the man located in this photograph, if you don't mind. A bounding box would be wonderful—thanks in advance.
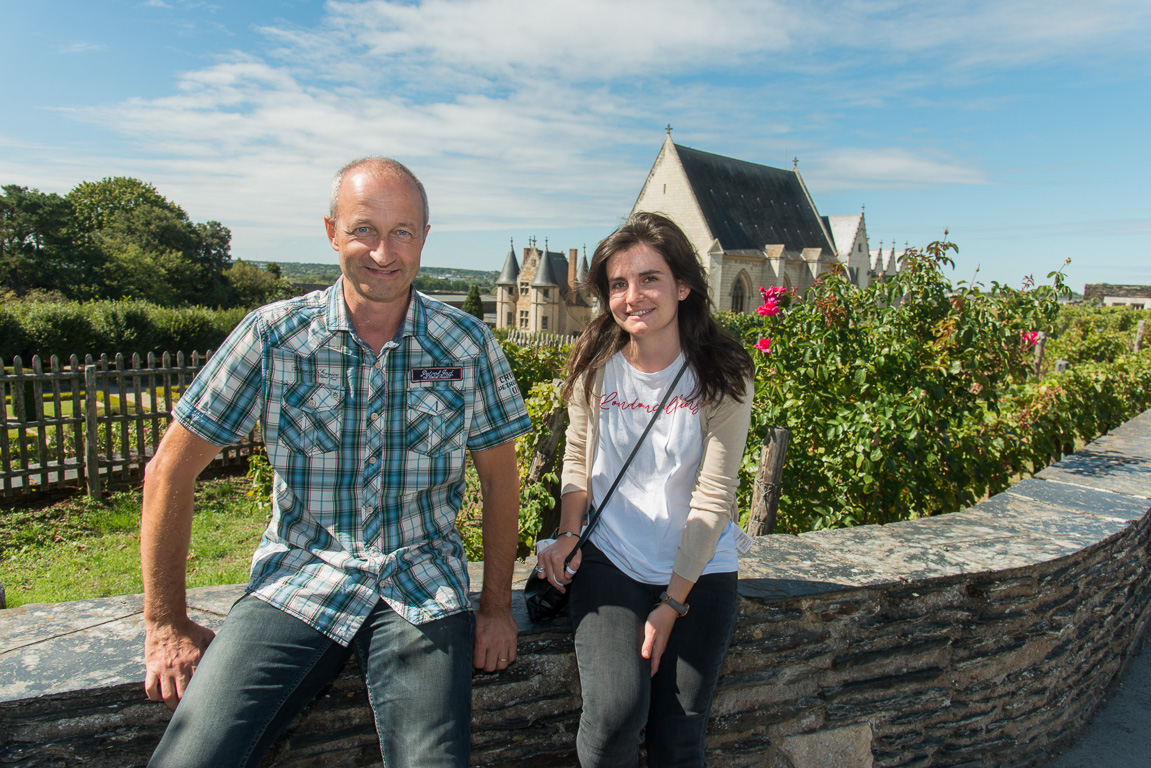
[141,157,530,767]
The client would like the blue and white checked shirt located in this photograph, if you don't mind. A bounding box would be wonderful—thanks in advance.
[174,281,531,645]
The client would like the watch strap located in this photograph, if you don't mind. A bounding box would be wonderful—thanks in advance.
[658,590,689,617]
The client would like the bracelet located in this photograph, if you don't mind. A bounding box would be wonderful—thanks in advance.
[657,590,690,617]
[558,531,579,539]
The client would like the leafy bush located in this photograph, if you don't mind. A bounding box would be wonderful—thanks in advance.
[0,299,248,362]
[1044,305,1151,367]
[16,301,99,360]
[741,239,1067,532]
[498,337,570,399]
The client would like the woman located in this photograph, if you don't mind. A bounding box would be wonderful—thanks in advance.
[537,212,754,767]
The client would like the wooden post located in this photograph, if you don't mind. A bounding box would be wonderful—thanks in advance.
[1135,320,1146,353]
[1033,331,1047,377]
[32,356,49,489]
[747,427,790,537]
[12,357,29,473]
[85,364,100,499]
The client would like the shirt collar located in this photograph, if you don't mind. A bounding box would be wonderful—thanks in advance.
[325,277,428,340]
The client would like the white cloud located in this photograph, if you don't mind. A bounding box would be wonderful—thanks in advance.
[806,148,989,190]
[56,42,106,54]
[15,0,1151,271]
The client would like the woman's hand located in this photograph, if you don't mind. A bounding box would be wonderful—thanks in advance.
[642,604,679,677]
[535,534,582,594]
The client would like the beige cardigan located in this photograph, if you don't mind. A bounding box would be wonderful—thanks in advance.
[559,366,755,583]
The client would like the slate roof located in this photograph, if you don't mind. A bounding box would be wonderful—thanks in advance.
[495,243,520,285]
[675,144,834,254]
[530,250,568,288]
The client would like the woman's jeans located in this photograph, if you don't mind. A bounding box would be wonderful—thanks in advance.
[148,594,474,768]
[569,542,738,768]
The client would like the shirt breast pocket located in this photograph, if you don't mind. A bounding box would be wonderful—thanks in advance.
[279,381,345,454]
[406,385,466,456]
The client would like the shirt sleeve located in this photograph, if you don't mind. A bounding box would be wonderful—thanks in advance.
[560,377,591,497]
[465,330,532,452]
[172,310,267,447]
[672,374,755,583]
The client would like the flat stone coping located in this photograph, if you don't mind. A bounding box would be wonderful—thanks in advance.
[3,410,1150,704]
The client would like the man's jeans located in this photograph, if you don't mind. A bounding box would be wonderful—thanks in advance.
[569,542,738,768]
[148,594,475,768]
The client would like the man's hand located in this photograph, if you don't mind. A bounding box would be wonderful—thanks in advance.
[144,618,216,710]
[473,603,518,672]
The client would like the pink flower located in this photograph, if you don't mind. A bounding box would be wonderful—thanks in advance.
[754,337,773,353]
[1021,331,1039,347]
[756,298,780,317]
[760,285,786,301]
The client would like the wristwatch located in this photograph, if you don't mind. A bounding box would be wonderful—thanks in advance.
[657,590,689,617]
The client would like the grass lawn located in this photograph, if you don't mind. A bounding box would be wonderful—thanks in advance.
[0,476,269,609]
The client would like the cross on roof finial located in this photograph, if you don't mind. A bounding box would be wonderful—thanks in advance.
[793,157,799,170]
[666,123,673,135]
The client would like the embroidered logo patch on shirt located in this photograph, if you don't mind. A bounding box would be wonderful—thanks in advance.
[497,373,519,397]
[411,366,463,382]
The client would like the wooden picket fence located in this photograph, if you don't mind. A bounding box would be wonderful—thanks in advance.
[1,351,258,499]
[503,329,578,348]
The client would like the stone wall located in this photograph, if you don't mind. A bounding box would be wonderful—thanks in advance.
[3,410,1151,767]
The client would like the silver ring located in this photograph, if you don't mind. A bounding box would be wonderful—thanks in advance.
[565,565,577,576]
[536,566,546,574]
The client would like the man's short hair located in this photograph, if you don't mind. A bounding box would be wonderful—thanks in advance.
[329,156,429,227]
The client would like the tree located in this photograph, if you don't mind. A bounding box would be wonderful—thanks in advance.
[226,259,296,309]
[0,185,102,298]
[462,284,484,320]
[67,177,234,307]
[68,177,188,233]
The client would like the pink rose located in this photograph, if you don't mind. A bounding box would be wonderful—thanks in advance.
[756,299,780,317]
[755,337,773,353]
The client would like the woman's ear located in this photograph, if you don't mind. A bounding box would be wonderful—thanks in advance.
[677,281,690,301]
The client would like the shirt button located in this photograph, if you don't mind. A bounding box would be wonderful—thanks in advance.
[367,456,377,465]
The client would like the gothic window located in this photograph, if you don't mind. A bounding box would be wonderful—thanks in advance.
[541,316,549,330]
[730,273,750,314]
[731,282,745,314]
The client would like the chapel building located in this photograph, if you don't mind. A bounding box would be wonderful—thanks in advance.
[630,132,888,312]
[497,133,902,332]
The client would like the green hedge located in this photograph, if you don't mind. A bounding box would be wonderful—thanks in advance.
[0,299,247,363]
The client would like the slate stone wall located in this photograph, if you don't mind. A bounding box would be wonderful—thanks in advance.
[3,410,1151,767]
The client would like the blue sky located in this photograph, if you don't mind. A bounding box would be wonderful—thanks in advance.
[2,0,1149,293]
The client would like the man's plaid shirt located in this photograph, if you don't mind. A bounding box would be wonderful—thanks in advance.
[174,281,531,645]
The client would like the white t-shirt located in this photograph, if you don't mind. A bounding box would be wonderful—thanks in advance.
[588,352,739,584]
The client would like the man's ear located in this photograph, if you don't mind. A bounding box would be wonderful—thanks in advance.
[324,216,338,250]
